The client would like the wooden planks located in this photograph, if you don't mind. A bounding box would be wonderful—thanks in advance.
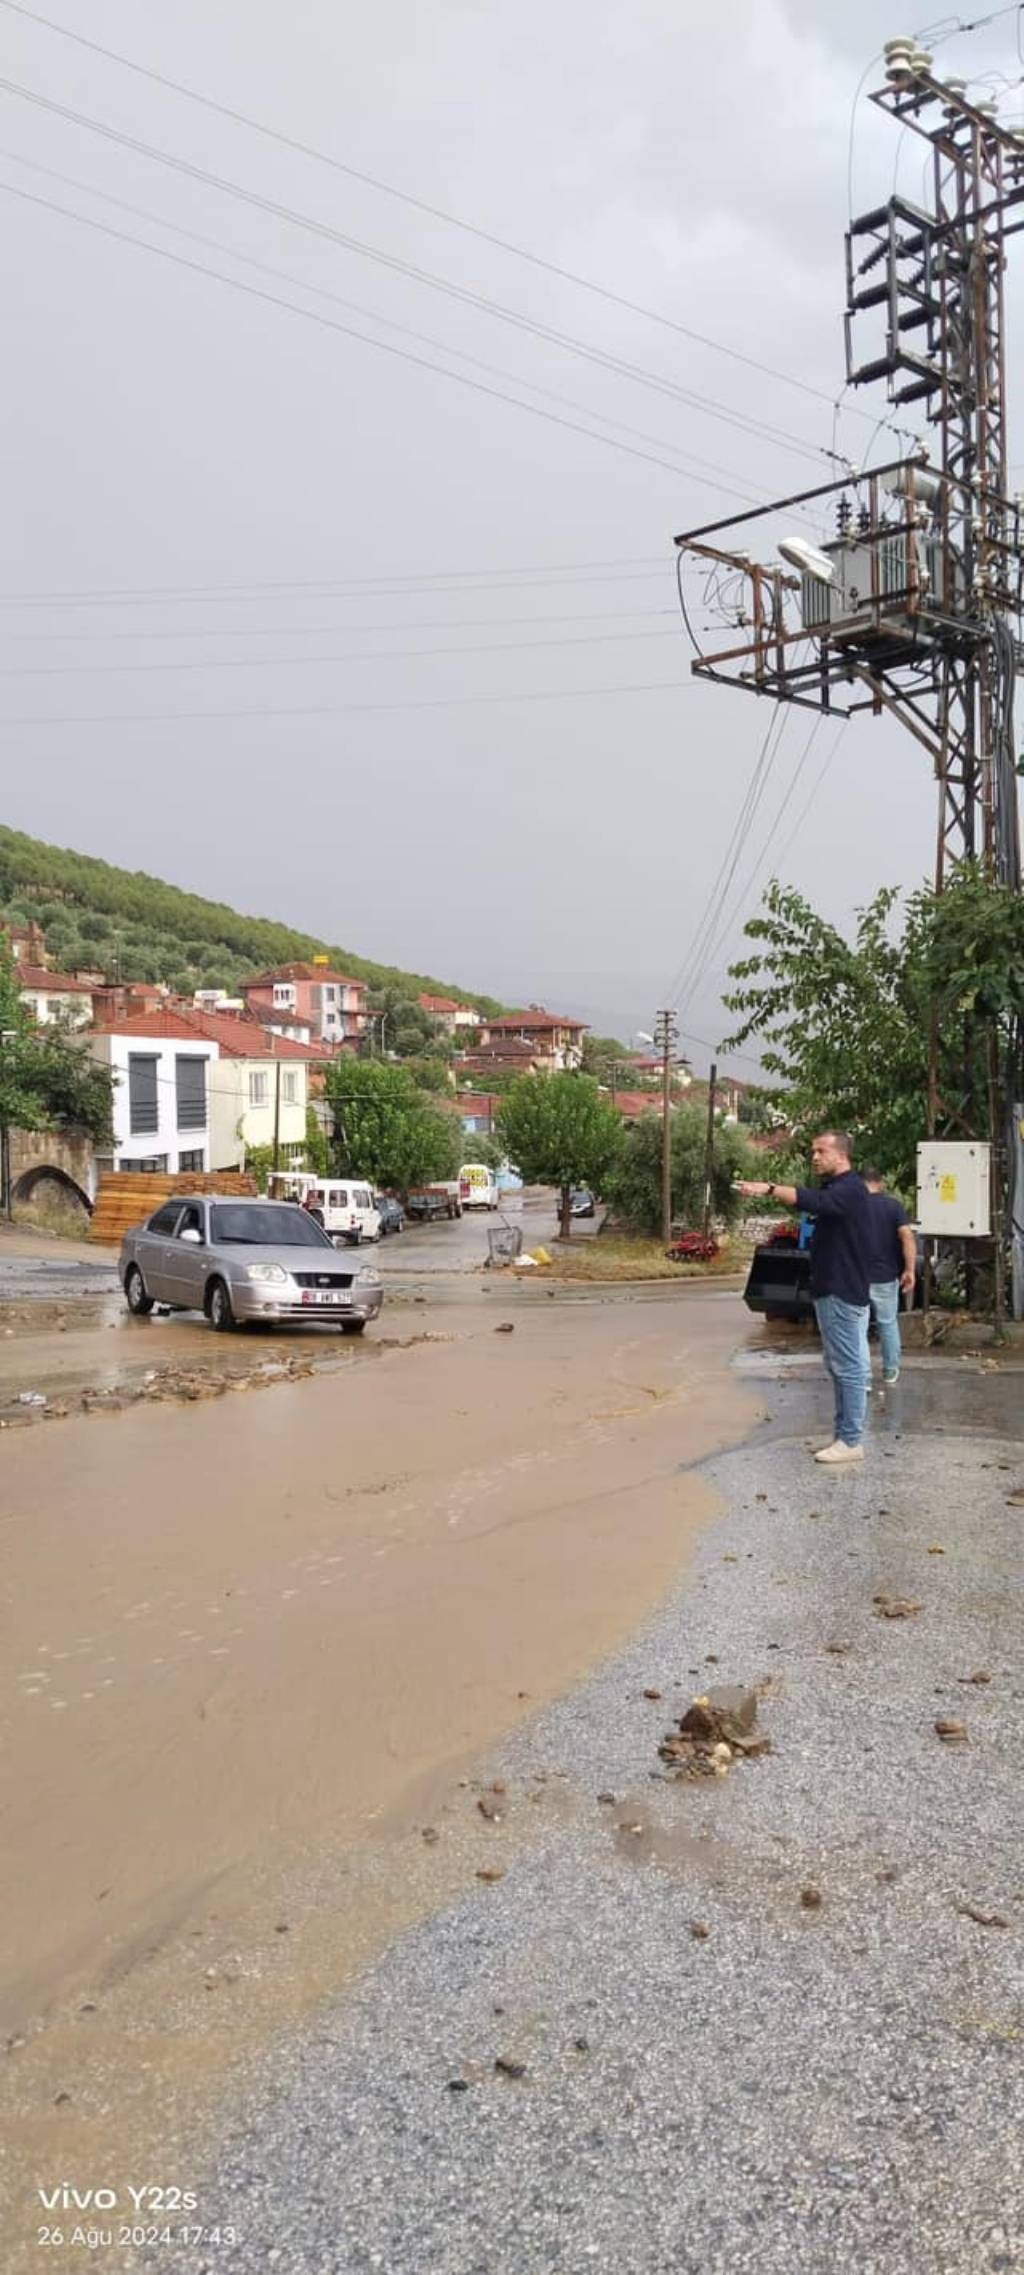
[90,1169,257,1244]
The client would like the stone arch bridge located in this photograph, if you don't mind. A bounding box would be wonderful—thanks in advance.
[8,1126,96,1215]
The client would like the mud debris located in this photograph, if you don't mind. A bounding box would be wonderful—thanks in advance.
[934,1718,969,1743]
[957,1902,1009,1928]
[658,1685,769,1779]
[873,1593,923,1620]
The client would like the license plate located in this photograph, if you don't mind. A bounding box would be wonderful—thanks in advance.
[302,1290,350,1306]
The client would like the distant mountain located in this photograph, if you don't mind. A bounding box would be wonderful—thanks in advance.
[0,824,502,1012]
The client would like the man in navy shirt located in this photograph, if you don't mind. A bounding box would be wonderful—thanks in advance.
[864,1168,916,1387]
[738,1129,873,1465]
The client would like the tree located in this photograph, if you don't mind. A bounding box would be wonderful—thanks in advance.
[610,1105,752,1237]
[0,944,114,1208]
[496,1073,623,1237]
[325,1058,460,1190]
[580,1033,629,1082]
[722,871,1024,1194]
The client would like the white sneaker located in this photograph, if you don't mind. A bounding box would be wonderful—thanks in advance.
[883,1369,900,1386]
[814,1440,865,1465]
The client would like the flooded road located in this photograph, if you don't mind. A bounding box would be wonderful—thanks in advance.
[0,1272,755,2263]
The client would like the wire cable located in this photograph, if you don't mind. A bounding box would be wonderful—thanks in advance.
[0,176,775,502]
[0,0,896,429]
[673,706,793,1020]
[0,624,685,677]
[0,603,676,645]
[0,673,696,726]
[661,702,788,1013]
[0,80,831,472]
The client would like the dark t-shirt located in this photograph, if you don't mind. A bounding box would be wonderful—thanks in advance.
[794,1170,873,1307]
[866,1190,909,1285]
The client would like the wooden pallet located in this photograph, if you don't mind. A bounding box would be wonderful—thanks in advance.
[90,1169,257,1244]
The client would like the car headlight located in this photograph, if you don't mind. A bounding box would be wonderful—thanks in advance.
[356,1267,381,1287]
[246,1263,289,1284]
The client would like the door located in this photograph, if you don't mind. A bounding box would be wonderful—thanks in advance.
[163,1201,210,1309]
[135,1200,185,1300]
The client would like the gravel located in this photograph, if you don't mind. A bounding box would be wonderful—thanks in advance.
[139,1364,1024,2275]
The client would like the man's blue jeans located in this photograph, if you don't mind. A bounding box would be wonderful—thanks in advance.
[814,1294,870,1447]
[869,1279,901,1378]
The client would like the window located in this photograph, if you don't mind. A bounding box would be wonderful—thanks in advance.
[121,1155,168,1174]
[248,1070,270,1107]
[177,1148,205,1174]
[282,1071,297,1104]
[273,983,296,1007]
[147,1202,185,1235]
[176,1203,205,1239]
[175,1053,207,1132]
[325,985,338,1001]
[128,1054,159,1135]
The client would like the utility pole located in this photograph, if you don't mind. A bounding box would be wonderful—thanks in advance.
[702,1060,718,1242]
[672,37,1024,1314]
[654,1009,678,1244]
[272,1054,282,1182]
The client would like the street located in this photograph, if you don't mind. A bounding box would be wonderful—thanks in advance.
[1,1225,1022,2274]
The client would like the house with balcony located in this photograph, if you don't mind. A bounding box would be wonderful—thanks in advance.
[88,1007,316,1178]
[239,961,368,1045]
[478,1008,588,1071]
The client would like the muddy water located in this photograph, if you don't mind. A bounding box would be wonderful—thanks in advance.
[0,1287,754,2262]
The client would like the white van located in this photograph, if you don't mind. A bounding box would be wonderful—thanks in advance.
[459,1162,499,1211]
[303,1179,380,1246]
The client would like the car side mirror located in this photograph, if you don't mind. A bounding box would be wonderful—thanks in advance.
[180,1227,203,1245]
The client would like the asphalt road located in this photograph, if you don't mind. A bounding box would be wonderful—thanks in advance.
[143,1353,1024,2275]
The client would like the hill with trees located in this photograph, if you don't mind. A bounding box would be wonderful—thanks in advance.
[0,824,503,1014]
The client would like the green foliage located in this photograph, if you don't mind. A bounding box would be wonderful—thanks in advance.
[610,1105,752,1236]
[580,1033,629,1081]
[0,823,503,1012]
[325,1058,460,1190]
[0,942,114,1143]
[304,1103,330,1177]
[243,1143,275,1194]
[496,1074,623,1231]
[722,871,1024,1192]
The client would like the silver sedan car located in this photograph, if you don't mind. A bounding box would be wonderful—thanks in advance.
[120,1195,384,1334]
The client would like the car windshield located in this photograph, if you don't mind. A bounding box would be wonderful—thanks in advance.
[209,1205,334,1248]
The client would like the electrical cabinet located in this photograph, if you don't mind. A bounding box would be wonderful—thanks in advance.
[916,1142,991,1237]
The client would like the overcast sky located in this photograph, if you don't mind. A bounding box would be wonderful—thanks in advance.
[2,0,1023,1068]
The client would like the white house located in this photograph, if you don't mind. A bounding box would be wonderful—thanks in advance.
[88,1007,316,1177]
[16,962,94,1029]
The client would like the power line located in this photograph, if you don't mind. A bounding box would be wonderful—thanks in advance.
[662,703,788,1012]
[0,176,793,507]
[0,79,831,473]
[0,624,683,677]
[0,673,695,726]
[773,720,849,872]
[674,708,792,1020]
[0,0,892,431]
[2,148,823,503]
[677,714,826,1013]
[0,564,674,608]
[1,604,676,644]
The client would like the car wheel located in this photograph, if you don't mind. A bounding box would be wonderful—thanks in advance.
[125,1264,154,1316]
[342,1318,367,1335]
[207,1278,235,1332]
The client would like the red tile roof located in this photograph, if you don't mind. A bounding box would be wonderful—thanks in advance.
[241,962,365,990]
[16,963,95,995]
[419,993,464,1015]
[486,1010,588,1033]
[89,1006,321,1060]
[457,1091,499,1116]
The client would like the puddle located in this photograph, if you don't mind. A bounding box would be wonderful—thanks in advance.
[735,1346,1024,1445]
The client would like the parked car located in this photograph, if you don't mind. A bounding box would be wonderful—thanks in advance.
[120,1196,383,1333]
[404,1186,452,1222]
[570,1187,596,1218]
[375,1193,406,1236]
[301,1179,380,1245]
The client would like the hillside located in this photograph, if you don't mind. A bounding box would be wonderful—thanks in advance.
[0,825,503,1013]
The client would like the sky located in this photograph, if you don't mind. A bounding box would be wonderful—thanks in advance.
[2,0,1024,1071]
